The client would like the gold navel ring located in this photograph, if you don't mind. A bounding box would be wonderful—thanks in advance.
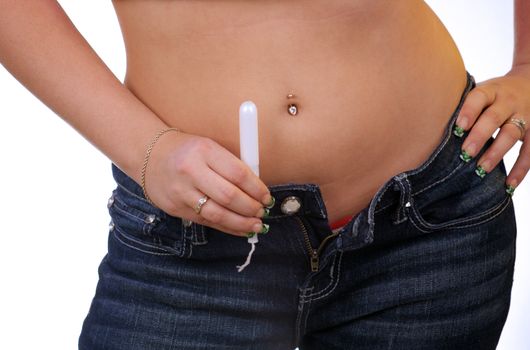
[286,93,299,116]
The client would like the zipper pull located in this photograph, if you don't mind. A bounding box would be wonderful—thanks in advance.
[310,250,319,272]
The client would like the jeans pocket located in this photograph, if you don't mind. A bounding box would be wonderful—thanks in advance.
[107,187,192,257]
[408,156,512,233]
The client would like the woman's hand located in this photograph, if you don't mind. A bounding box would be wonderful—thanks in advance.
[143,131,274,237]
[455,65,530,195]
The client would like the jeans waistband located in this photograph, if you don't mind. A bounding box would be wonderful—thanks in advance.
[111,70,476,246]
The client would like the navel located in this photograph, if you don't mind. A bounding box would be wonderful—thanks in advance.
[286,93,299,116]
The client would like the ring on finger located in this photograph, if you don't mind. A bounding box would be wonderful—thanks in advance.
[194,194,210,214]
[502,117,527,141]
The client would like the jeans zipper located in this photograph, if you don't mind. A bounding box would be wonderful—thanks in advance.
[294,215,340,272]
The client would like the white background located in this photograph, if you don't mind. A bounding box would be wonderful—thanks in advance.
[0,1,528,349]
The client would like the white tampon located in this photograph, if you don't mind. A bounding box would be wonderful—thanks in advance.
[236,101,261,272]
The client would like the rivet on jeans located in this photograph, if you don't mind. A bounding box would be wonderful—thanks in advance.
[107,195,115,208]
[145,214,157,223]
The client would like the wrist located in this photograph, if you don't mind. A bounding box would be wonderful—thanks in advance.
[140,127,182,205]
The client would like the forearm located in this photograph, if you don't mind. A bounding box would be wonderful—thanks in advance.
[0,0,172,184]
[513,0,530,67]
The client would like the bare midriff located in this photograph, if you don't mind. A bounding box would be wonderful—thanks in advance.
[111,0,467,226]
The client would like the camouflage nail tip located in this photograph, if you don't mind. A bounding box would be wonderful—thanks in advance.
[505,184,516,197]
[459,149,472,162]
[265,196,276,209]
[475,165,487,178]
[453,125,465,137]
[260,223,270,234]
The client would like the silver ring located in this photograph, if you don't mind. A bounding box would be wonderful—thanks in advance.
[503,117,527,141]
[194,194,209,214]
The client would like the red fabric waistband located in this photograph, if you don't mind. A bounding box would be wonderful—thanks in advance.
[329,214,354,230]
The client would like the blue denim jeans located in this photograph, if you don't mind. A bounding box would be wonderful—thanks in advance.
[79,71,517,350]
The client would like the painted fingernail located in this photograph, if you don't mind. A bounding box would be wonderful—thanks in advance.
[264,195,276,209]
[262,207,270,218]
[459,143,476,162]
[453,116,468,137]
[246,232,256,238]
[259,223,270,234]
[256,207,268,218]
[459,149,472,162]
[505,184,516,196]
[453,125,465,137]
[475,165,487,178]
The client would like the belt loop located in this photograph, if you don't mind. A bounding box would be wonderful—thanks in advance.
[189,222,208,245]
[392,173,413,225]
[181,219,208,245]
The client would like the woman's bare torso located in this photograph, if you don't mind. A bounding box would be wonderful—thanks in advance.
[111,0,467,225]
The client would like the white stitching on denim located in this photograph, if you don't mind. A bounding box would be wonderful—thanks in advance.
[360,179,396,240]
[112,194,156,222]
[267,184,327,218]
[374,151,479,216]
[183,229,191,258]
[112,193,166,237]
[112,212,189,257]
[300,253,338,301]
[373,74,474,215]
[301,251,343,302]
[116,182,152,205]
[300,295,312,343]
[392,177,411,225]
[113,227,175,256]
[409,195,511,233]
[295,286,314,345]
[303,251,343,302]
[312,190,328,219]
[193,223,208,245]
[375,140,463,216]
[415,193,509,227]
[375,150,468,215]
[412,162,466,197]
[373,182,395,214]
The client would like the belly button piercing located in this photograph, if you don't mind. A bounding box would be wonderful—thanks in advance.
[288,104,298,116]
[286,93,299,116]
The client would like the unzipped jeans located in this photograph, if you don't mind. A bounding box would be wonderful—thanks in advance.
[79,71,517,349]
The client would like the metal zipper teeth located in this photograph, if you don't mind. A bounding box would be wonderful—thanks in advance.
[294,215,316,266]
[317,230,340,256]
[294,215,340,272]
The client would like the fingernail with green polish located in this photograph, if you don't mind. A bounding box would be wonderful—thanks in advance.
[259,223,270,234]
[506,184,516,197]
[475,165,487,178]
[453,125,465,137]
[246,232,256,238]
[459,149,473,162]
[262,207,270,218]
[265,196,275,209]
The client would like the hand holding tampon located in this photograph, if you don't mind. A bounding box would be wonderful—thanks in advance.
[236,101,271,272]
